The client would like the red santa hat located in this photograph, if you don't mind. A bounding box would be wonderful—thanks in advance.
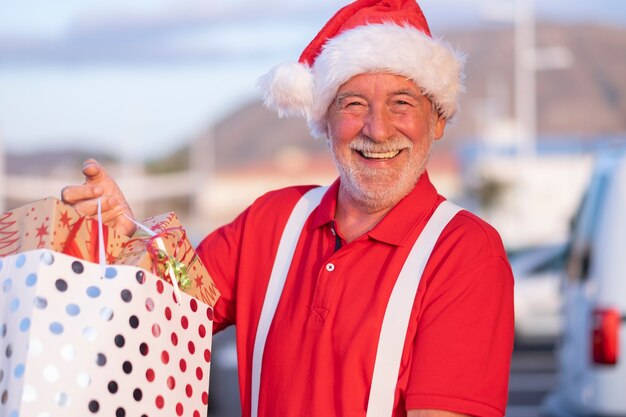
[258,0,466,138]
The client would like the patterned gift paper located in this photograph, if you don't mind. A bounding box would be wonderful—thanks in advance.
[116,212,220,308]
[0,250,213,417]
[0,198,80,257]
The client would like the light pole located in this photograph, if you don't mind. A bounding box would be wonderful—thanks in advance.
[515,0,537,157]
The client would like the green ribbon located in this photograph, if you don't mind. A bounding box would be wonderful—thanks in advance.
[157,248,191,290]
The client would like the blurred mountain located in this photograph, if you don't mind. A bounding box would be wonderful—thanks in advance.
[6,22,625,175]
[443,22,626,144]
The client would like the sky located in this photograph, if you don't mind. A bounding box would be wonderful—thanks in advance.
[1,0,625,161]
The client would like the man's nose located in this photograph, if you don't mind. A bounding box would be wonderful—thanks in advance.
[362,105,395,142]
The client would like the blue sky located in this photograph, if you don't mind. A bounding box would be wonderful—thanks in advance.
[1,0,624,161]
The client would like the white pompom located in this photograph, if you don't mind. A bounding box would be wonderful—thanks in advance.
[257,62,314,118]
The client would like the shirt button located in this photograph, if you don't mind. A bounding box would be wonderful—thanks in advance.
[325,263,335,272]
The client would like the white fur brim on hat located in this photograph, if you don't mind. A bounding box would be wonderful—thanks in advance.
[258,22,465,139]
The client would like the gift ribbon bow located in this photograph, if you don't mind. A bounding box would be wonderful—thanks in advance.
[124,214,189,304]
[146,228,192,291]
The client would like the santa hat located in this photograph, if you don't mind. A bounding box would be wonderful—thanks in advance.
[258,0,465,139]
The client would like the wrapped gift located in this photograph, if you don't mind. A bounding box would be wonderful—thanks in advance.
[115,212,220,308]
[62,216,129,264]
[0,197,81,257]
[0,249,213,417]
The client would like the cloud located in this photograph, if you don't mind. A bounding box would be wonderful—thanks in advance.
[0,2,338,65]
[0,0,624,66]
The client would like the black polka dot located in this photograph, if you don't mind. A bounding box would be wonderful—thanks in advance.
[96,353,107,366]
[133,388,143,401]
[71,261,84,274]
[108,380,118,394]
[116,408,126,417]
[5,344,12,358]
[0,370,4,383]
[1,323,7,337]
[55,279,68,292]
[139,343,149,356]
[88,400,100,413]
[114,335,125,348]
[129,316,139,329]
[1,390,7,404]
[136,271,145,284]
[121,289,132,302]
[122,361,132,374]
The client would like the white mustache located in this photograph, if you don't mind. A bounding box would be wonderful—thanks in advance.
[348,135,413,153]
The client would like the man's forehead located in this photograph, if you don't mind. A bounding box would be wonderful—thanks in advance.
[335,73,425,97]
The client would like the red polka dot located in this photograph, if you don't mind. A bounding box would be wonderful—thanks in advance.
[179,359,187,372]
[146,369,155,382]
[202,391,208,405]
[181,316,189,329]
[196,367,203,380]
[206,307,214,321]
[167,376,176,390]
[176,403,184,416]
[185,384,193,398]
[170,332,178,346]
[165,307,172,320]
[152,324,161,337]
[155,395,164,409]
[161,350,170,364]
[156,280,164,294]
[188,341,195,354]
[204,349,211,363]
[145,298,155,311]
[172,291,179,303]
[198,324,206,338]
[193,411,200,417]
[190,298,198,312]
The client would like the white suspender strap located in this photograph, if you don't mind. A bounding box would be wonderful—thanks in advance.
[366,200,462,417]
[250,186,328,417]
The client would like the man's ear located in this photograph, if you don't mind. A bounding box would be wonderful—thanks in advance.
[433,116,446,141]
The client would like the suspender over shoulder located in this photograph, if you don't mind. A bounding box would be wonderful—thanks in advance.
[250,186,462,417]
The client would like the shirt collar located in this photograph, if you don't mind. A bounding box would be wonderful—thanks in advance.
[308,172,442,247]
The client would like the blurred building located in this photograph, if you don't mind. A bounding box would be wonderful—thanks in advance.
[1,22,624,250]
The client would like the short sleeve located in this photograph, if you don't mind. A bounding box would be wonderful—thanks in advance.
[405,234,514,416]
[196,208,250,333]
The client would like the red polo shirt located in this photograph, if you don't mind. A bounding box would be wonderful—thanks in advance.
[196,172,514,417]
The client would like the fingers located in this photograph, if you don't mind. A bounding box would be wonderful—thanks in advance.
[62,158,138,237]
[81,159,106,182]
[72,195,119,217]
[61,184,104,205]
[99,204,129,224]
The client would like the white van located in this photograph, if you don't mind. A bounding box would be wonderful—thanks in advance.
[543,150,626,416]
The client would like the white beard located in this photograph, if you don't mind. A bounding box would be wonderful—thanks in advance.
[328,127,434,213]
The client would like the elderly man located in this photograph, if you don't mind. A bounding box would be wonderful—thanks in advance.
[62,0,514,416]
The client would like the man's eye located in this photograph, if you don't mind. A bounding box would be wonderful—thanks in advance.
[346,101,364,107]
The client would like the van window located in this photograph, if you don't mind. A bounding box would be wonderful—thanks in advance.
[566,168,611,283]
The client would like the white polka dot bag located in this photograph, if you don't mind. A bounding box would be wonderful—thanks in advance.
[0,248,213,417]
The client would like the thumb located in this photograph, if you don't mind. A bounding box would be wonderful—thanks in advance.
[81,159,106,183]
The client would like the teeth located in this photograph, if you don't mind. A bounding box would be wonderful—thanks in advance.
[360,150,401,159]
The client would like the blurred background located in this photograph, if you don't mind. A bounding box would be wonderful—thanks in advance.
[1,0,625,416]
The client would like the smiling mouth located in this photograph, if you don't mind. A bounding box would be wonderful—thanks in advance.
[357,149,403,160]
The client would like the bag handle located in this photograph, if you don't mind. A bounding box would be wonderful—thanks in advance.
[97,198,106,270]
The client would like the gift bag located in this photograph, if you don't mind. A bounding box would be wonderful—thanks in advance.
[0,249,213,417]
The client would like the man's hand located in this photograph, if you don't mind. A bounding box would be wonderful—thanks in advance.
[61,159,137,237]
